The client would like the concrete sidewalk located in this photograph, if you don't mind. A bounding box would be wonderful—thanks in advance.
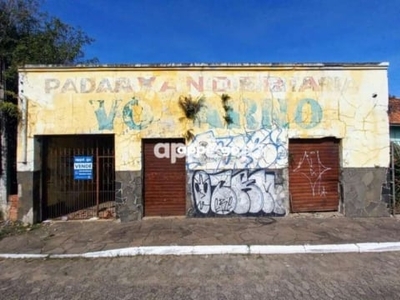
[0,213,400,257]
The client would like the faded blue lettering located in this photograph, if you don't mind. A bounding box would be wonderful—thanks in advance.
[90,100,120,130]
[206,109,224,128]
[261,98,288,129]
[273,98,288,128]
[227,109,240,129]
[294,98,322,129]
[122,98,153,130]
[261,99,273,129]
[244,99,259,130]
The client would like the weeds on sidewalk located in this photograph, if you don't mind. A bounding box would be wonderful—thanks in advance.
[0,221,42,241]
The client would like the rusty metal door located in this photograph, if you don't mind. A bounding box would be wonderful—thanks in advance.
[42,135,115,220]
[143,139,186,216]
[289,138,340,212]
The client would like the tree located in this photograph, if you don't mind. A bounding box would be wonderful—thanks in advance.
[0,0,97,212]
[1,0,97,97]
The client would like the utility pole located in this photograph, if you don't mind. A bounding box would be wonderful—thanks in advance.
[0,57,7,218]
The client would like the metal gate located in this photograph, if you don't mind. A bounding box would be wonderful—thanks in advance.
[42,135,115,220]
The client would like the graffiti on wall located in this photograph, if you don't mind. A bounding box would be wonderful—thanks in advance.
[191,169,286,216]
[293,150,331,197]
[115,181,126,204]
[186,127,287,170]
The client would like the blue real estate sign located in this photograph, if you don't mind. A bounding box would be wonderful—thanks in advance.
[74,156,93,180]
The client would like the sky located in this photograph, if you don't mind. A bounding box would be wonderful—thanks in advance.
[41,0,400,96]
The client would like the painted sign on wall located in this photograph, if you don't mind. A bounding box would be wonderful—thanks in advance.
[18,66,390,171]
[89,97,323,132]
[44,75,358,94]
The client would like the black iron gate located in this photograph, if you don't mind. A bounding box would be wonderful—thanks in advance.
[42,135,115,220]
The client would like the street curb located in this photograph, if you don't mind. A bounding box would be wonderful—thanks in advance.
[1,242,400,259]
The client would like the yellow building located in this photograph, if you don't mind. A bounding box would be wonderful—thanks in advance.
[15,63,390,223]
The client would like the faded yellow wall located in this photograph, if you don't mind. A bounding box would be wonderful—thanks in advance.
[17,66,389,172]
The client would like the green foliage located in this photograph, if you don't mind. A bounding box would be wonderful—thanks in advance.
[178,95,205,121]
[183,129,195,142]
[0,101,21,124]
[221,93,231,111]
[223,115,233,125]
[221,93,233,125]
[0,0,97,99]
[392,143,400,212]
[178,95,205,142]
[0,220,42,241]
[12,17,95,65]
[0,0,96,195]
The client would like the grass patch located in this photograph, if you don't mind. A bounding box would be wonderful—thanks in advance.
[0,221,42,241]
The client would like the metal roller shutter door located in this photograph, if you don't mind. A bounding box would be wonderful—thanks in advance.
[143,139,186,216]
[289,138,340,212]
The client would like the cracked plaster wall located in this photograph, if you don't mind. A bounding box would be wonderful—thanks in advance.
[16,66,390,219]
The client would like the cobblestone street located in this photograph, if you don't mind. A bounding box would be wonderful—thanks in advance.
[1,252,400,299]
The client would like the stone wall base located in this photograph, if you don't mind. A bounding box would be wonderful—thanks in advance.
[115,171,142,222]
[341,167,390,217]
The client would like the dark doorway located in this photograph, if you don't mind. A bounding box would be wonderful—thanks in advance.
[42,135,115,220]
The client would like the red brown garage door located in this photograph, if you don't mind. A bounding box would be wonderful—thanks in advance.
[143,139,186,216]
[289,138,340,212]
